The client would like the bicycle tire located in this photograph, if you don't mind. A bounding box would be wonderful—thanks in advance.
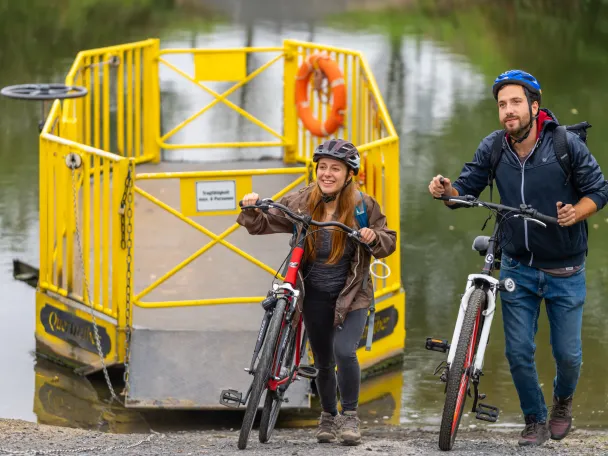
[238,298,287,450]
[438,287,486,451]
[259,328,297,443]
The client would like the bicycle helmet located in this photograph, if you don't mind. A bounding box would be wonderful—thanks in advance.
[492,69,542,101]
[313,139,360,176]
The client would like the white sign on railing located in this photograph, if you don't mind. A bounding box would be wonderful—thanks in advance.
[195,180,236,212]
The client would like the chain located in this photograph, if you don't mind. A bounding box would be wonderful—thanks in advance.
[0,431,159,455]
[68,159,121,404]
[120,162,134,397]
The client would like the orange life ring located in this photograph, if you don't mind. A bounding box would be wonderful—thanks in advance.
[295,52,347,137]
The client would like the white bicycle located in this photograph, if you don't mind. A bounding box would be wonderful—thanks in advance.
[426,192,558,451]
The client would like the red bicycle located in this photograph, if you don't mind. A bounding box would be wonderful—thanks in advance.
[220,198,375,450]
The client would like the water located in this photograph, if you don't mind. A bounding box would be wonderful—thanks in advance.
[1,0,608,431]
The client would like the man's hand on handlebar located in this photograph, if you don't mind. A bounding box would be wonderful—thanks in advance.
[429,175,459,205]
[556,201,577,227]
[429,174,453,198]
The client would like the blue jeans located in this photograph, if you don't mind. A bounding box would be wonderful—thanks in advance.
[499,253,586,423]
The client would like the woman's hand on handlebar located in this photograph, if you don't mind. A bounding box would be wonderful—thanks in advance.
[359,227,377,244]
[241,192,260,210]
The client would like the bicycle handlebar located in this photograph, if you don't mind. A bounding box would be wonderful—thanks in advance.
[435,194,559,226]
[239,199,374,254]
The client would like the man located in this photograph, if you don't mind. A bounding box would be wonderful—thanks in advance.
[428,69,608,446]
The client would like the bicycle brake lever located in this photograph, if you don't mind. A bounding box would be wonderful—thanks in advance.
[513,214,547,228]
[352,231,374,255]
[526,218,547,228]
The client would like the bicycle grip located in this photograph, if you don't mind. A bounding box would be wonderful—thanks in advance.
[239,198,261,208]
[532,210,558,225]
[433,177,452,201]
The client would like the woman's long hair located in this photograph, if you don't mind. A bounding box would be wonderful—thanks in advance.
[305,178,357,264]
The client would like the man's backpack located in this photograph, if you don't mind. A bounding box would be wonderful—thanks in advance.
[487,121,592,199]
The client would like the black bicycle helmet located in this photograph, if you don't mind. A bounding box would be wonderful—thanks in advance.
[312,139,360,176]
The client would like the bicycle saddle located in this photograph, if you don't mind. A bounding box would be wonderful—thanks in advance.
[472,235,490,253]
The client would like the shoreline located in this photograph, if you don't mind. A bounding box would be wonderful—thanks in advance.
[1,418,606,455]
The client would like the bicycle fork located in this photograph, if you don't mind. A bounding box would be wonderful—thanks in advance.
[426,275,503,423]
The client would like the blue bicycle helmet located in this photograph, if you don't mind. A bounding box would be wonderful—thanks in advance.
[492,70,542,101]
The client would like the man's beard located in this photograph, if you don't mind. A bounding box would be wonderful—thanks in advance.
[503,114,531,139]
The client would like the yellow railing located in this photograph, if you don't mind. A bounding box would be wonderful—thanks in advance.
[284,39,401,297]
[38,38,401,352]
[39,101,133,324]
[38,39,157,325]
[132,167,310,308]
[127,39,400,309]
[63,39,160,163]
[157,46,287,151]
[282,39,398,165]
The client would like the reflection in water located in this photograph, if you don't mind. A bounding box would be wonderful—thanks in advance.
[34,360,148,433]
[33,359,403,433]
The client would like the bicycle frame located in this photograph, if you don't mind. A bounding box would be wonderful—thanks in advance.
[446,219,501,377]
[251,217,312,395]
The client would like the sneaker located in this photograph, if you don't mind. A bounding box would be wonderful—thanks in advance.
[549,395,573,440]
[518,416,550,447]
[339,411,361,446]
[315,411,338,443]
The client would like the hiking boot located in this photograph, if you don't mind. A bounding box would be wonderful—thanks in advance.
[518,416,550,446]
[339,411,361,446]
[315,412,338,443]
[549,395,573,440]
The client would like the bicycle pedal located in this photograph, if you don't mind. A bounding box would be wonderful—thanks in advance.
[219,389,243,408]
[476,403,499,422]
[425,337,450,353]
[296,365,318,380]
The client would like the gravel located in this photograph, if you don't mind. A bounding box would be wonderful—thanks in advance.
[0,419,606,455]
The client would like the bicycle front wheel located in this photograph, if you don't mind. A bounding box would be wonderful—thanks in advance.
[438,287,486,451]
[237,298,287,450]
[258,326,297,443]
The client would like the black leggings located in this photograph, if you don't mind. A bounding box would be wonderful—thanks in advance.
[302,287,368,413]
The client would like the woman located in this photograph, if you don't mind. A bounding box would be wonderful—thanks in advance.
[237,139,396,446]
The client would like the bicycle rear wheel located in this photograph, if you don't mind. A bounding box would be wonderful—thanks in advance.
[438,287,486,451]
[237,298,287,450]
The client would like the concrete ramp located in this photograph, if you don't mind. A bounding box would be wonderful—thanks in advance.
[125,328,311,409]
